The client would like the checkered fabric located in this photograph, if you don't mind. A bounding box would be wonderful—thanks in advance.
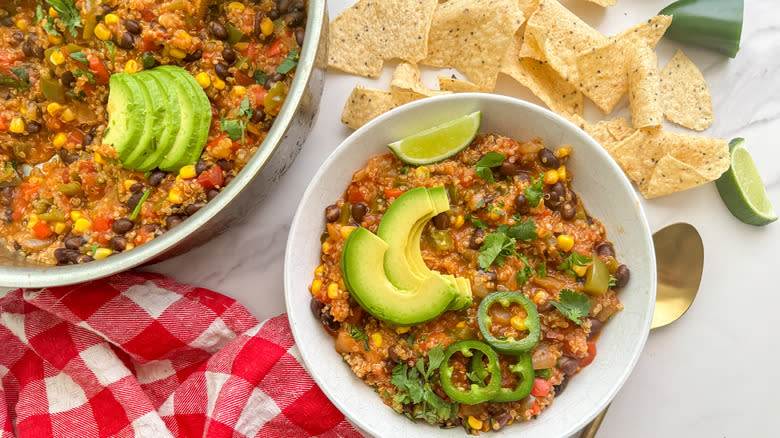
[0,272,362,438]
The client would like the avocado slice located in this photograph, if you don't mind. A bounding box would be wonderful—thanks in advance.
[122,73,167,169]
[341,227,458,326]
[156,66,212,171]
[404,186,451,280]
[137,71,181,171]
[447,277,473,311]
[102,74,145,162]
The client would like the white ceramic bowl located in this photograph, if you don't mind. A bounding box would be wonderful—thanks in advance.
[285,94,656,437]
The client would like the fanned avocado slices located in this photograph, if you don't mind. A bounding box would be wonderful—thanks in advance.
[137,71,180,171]
[102,74,145,162]
[123,72,166,170]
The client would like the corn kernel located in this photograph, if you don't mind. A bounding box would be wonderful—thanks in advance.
[47,102,63,116]
[311,279,322,295]
[468,416,483,431]
[178,164,197,179]
[327,283,339,299]
[124,59,139,74]
[61,108,75,122]
[233,42,249,51]
[314,265,324,276]
[532,291,548,306]
[573,264,588,277]
[73,218,92,233]
[195,72,211,88]
[94,23,112,41]
[94,248,113,260]
[104,13,119,25]
[53,222,66,234]
[213,77,226,90]
[414,166,430,178]
[260,17,274,36]
[168,187,184,204]
[169,48,187,59]
[49,50,65,66]
[395,326,410,334]
[456,321,466,328]
[53,132,67,147]
[321,241,332,253]
[14,18,28,31]
[26,214,38,229]
[123,179,138,191]
[8,118,25,134]
[94,152,105,164]
[489,207,503,221]
[230,85,247,99]
[453,214,464,228]
[172,30,193,50]
[48,7,58,18]
[228,2,246,13]
[554,145,572,159]
[543,169,559,185]
[125,243,134,251]
[557,165,567,182]
[510,315,527,331]
[557,234,574,252]
[47,33,63,45]
[339,226,356,239]
[371,332,383,348]
[70,211,82,221]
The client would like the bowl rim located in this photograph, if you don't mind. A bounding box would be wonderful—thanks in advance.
[285,93,657,437]
[0,0,327,288]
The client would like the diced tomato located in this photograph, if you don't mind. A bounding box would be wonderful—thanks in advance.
[247,42,258,58]
[67,130,85,146]
[266,39,283,58]
[531,377,552,397]
[32,221,53,239]
[530,400,541,416]
[580,342,597,367]
[251,86,267,107]
[88,56,110,85]
[92,215,113,232]
[197,166,224,190]
[347,186,367,204]
[0,117,6,131]
[384,188,405,200]
[207,133,227,149]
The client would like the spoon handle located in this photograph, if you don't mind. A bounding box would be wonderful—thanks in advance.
[580,403,610,438]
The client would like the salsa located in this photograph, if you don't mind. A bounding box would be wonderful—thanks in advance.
[310,133,630,433]
[0,0,305,264]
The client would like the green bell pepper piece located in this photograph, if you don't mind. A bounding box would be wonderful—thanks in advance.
[477,291,540,354]
[660,0,743,58]
[439,340,501,404]
[583,255,609,296]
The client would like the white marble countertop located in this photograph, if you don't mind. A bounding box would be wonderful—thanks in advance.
[144,1,780,436]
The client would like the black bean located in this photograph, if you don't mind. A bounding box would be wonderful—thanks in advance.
[558,355,580,376]
[268,9,280,20]
[277,0,290,14]
[538,148,560,169]
[60,149,79,164]
[246,108,264,124]
[210,22,228,40]
[12,32,24,42]
[25,121,41,134]
[254,11,265,36]
[76,254,94,264]
[186,201,206,216]
[118,32,135,50]
[264,72,283,89]
[388,347,400,364]
[222,46,236,63]
[291,0,305,11]
[350,203,367,222]
[223,175,234,186]
[614,264,630,288]
[124,19,141,35]
[0,187,13,206]
[295,28,305,46]
[126,192,144,211]
[0,16,12,27]
[544,182,566,209]
[129,183,143,193]
[101,5,113,14]
[493,412,512,430]
[196,159,208,175]
[553,375,570,395]
[165,215,183,230]
[325,204,340,222]
[22,38,43,59]
[310,296,325,317]
[498,161,523,176]
[207,189,220,201]
[559,201,576,220]
[432,212,450,229]
[148,170,166,186]
[109,236,127,251]
[64,235,85,249]
[514,194,529,215]
[61,70,75,87]
[82,133,94,146]
[595,242,615,258]
[215,63,229,80]
[54,248,70,265]
[285,11,305,27]
[588,317,604,339]
[184,49,202,62]
[479,269,497,282]
[112,218,134,234]
[469,229,485,250]
[216,159,233,172]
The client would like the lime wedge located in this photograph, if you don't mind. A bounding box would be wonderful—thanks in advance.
[715,138,777,226]
[388,111,481,165]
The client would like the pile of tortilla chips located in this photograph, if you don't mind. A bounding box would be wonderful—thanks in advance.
[329,0,729,199]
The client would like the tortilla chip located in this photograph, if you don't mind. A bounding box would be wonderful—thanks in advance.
[660,49,714,131]
[437,76,484,93]
[520,0,607,82]
[585,0,617,6]
[501,57,584,118]
[606,116,635,141]
[583,117,634,152]
[328,0,438,77]
[664,132,729,180]
[341,85,422,129]
[610,129,666,187]
[641,155,710,199]
[615,15,672,49]
[575,39,630,114]
[518,0,541,18]
[391,62,451,97]
[422,0,525,90]
[627,44,663,129]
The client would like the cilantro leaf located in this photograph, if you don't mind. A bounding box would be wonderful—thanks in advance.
[141,51,156,69]
[35,5,45,23]
[498,216,537,242]
[525,173,545,207]
[536,261,547,278]
[48,0,82,37]
[0,68,31,90]
[478,231,517,269]
[391,349,458,425]
[221,97,253,144]
[551,289,591,326]
[515,255,534,286]
[556,252,592,277]
[347,324,370,352]
[475,152,505,184]
[425,345,445,378]
[237,97,253,118]
[253,69,269,85]
[69,51,88,64]
[276,49,299,74]
[467,214,487,230]
[608,275,617,287]
[74,68,95,84]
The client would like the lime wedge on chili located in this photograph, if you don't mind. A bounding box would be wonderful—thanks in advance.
[388,111,481,165]
[715,138,777,226]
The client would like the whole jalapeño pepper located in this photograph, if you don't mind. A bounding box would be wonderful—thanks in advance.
[439,340,501,404]
[477,291,540,354]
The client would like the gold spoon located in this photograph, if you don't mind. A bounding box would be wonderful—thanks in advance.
[580,222,703,438]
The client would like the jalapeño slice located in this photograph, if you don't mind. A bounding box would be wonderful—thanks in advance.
[439,340,501,404]
[477,291,540,354]
[470,351,535,402]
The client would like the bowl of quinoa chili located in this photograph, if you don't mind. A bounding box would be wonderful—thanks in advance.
[0,0,326,286]
[285,94,656,437]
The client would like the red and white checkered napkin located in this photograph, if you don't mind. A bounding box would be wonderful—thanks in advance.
[0,272,363,438]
